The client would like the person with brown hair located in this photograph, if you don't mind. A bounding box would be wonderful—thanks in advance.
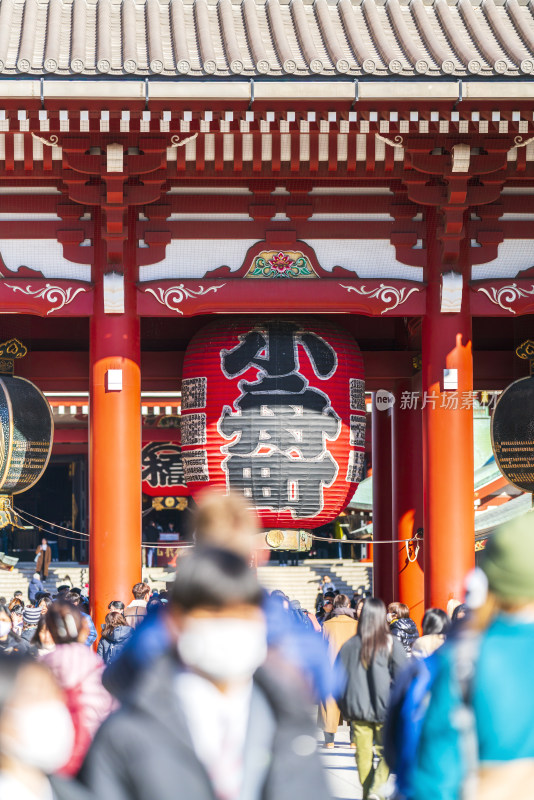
[193,487,261,562]
[337,597,406,800]
[97,613,133,666]
[124,583,151,629]
[387,601,419,654]
[319,594,357,749]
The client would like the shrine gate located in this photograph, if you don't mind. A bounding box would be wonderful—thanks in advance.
[0,0,533,629]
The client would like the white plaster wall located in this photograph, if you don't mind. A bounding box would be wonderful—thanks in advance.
[139,238,425,282]
[0,240,91,281]
[472,240,534,280]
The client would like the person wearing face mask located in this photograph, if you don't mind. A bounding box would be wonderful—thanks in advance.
[0,654,93,800]
[0,605,31,655]
[81,547,331,800]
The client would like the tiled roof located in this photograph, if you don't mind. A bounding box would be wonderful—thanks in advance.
[1,0,533,79]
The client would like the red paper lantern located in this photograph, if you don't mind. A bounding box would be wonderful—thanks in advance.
[181,317,366,529]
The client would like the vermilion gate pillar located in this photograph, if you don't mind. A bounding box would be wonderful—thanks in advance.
[422,210,475,611]
[89,212,142,634]
[371,394,394,605]
[392,382,424,628]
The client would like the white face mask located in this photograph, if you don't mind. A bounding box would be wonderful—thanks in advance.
[2,701,75,774]
[177,618,267,683]
[0,620,11,637]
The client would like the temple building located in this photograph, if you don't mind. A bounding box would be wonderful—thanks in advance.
[0,0,533,629]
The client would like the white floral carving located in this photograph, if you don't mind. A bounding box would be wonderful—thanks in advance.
[145,283,226,314]
[340,283,420,314]
[5,283,86,314]
[477,284,534,314]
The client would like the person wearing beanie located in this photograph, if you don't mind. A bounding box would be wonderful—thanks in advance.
[411,513,534,800]
[21,605,42,643]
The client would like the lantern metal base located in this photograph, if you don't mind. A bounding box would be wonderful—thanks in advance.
[264,529,313,552]
[0,496,23,529]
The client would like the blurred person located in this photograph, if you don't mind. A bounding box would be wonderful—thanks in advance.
[38,595,53,615]
[446,598,461,619]
[28,573,45,605]
[104,492,341,705]
[0,605,30,655]
[21,606,41,643]
[97,613,133,666]
[0,654,93,800]
[320,575,336,594]
[289,599,315,632]
[304,606,321,632]
[35,538,51,581]
[450,603,467,625]
[337,597,406,800]
[270,589,290,610]
[82,547,330,800]
[10,591,23,605]
[317,598,334,626]
[108,600,125,613]
[31,615,56,657]
[143,519,161,568]
[412,516,534,800]
[123,583,150,629]
[9,603,24,636]
[103,491,262,698]
[411,608,450,659]
[192,488,260,561]
[355,596,366,620]
[319,594,358,749]
[43,602,115,776]
[387,602,419,655]
[146,595,164,614]
[64,593,98,648]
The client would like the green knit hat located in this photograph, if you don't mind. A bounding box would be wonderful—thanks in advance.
[480,512,534,601]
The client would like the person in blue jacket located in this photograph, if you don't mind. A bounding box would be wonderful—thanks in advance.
[412,514,534,800]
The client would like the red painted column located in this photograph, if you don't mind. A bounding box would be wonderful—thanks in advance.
[392,381,424,628]
[371,393,394,605]
[89,210,141,634]
[422,209,475,611]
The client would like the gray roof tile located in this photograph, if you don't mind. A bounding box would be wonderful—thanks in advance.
[0,0,532,78]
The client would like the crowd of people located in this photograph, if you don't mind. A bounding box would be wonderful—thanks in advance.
[0,492,532,800]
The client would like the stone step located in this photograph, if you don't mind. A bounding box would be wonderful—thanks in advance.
[0,560,373,612]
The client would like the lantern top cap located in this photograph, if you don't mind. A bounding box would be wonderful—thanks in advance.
[0,339,27,375]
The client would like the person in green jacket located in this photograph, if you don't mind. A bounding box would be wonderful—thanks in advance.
[412,514,534,800]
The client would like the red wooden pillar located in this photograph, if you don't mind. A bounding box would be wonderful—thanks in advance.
[89,211,141,634]
[422,210,475,611]
[371,393,394,604]
[392,381,424,628]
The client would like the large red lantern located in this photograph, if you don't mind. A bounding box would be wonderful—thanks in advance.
[181,318,365,530]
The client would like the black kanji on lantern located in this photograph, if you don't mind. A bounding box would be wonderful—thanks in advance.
[218,321,340,518]
[142,443,185,488]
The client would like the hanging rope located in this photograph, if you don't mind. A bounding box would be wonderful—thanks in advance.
[311,533,420,545]
[13,507,89,537]
[14,510,90,543]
